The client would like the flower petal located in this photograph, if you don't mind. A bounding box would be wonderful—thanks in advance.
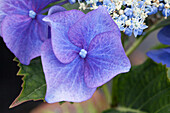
[37,15,49,41]
[43,10,85,64]
[31,0,57,12]
[48,5,66,15]
[147,48,170,67]
[68,6,120,49]
[1,15,48,65]
[1,0,56,15]
[158,25,170,45]
[41,40,96,103]
[1,0,29,15]
[84,31,131,88]
[0,3,6,36]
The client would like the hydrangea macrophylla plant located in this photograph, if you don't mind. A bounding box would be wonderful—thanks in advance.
[147,25,170,67]
[42,6,131,103]
[0,0,59,65]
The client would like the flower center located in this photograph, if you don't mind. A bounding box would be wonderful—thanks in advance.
[29,10,36,19]
[79,49,87,58]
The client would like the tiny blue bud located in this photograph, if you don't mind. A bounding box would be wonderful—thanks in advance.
[97,2,103,6]
[145,5,153,15]
[69,0,76,4]
[103,0,111,6]
[124,8,133,18]
[138,29,143,35]
[79,49,87,58]
[158,3,164,11]
[125,28,133,36]
[152,6,158,14]
[29,10,36,19]
[162,9,170,17]
[138,1,144,8]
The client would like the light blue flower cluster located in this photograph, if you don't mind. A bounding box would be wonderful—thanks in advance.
[78,0,170,37]
[159,0,170,17]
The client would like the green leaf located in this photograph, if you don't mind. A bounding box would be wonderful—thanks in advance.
[10,57,46,108]
[103,107,146,113]
[105,59,170,113]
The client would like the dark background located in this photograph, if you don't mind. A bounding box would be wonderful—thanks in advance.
[0,37,41,113]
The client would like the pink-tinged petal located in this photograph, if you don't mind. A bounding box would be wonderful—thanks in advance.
[158,25,170,45]
[41,40,96,103]
[147,48,170,67]
[84,31,131,88]
[1,15,48,65]
[68,6,120,49]
[43,10,85,64]
[48,5,66,15]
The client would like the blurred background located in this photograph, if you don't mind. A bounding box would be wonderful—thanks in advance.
[0,29,161,113]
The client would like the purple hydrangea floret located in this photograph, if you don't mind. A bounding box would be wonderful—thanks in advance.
[147,25,170,67]
[42,6,131,103]
[0,0,58,65]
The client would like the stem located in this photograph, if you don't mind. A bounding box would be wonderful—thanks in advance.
[115,106,147,113]
[102,84,112,106]
[126,18,165,56]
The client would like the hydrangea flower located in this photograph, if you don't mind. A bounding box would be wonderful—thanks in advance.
[79,0,170,37]
[0,0,58,65]
[42,6,131,103]
[147,25,170,67]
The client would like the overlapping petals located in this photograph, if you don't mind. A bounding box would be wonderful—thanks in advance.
[42,6,131,103]
[147,26,170,67]
[68,7,120,49]
[0,0,56,65]
[41,40,96,103]
[43,10,85,64]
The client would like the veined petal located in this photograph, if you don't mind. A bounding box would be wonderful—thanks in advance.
[147,48,170,67]
[0,2,6,36]
[1,15,47,65]
[158,26,170,45]
[41,40,96,103]
[1,0,56,15]
[68,6,120,49]
[43,10,85,64]
[1,0,29,15]
[37,15,49,41]
[85,31,131,88]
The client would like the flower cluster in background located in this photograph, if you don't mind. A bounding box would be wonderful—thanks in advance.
[78,0,170,37]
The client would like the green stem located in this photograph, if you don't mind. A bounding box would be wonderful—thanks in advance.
[102,84,112,106]
[126,18,165,56]
[115,106,147,113]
